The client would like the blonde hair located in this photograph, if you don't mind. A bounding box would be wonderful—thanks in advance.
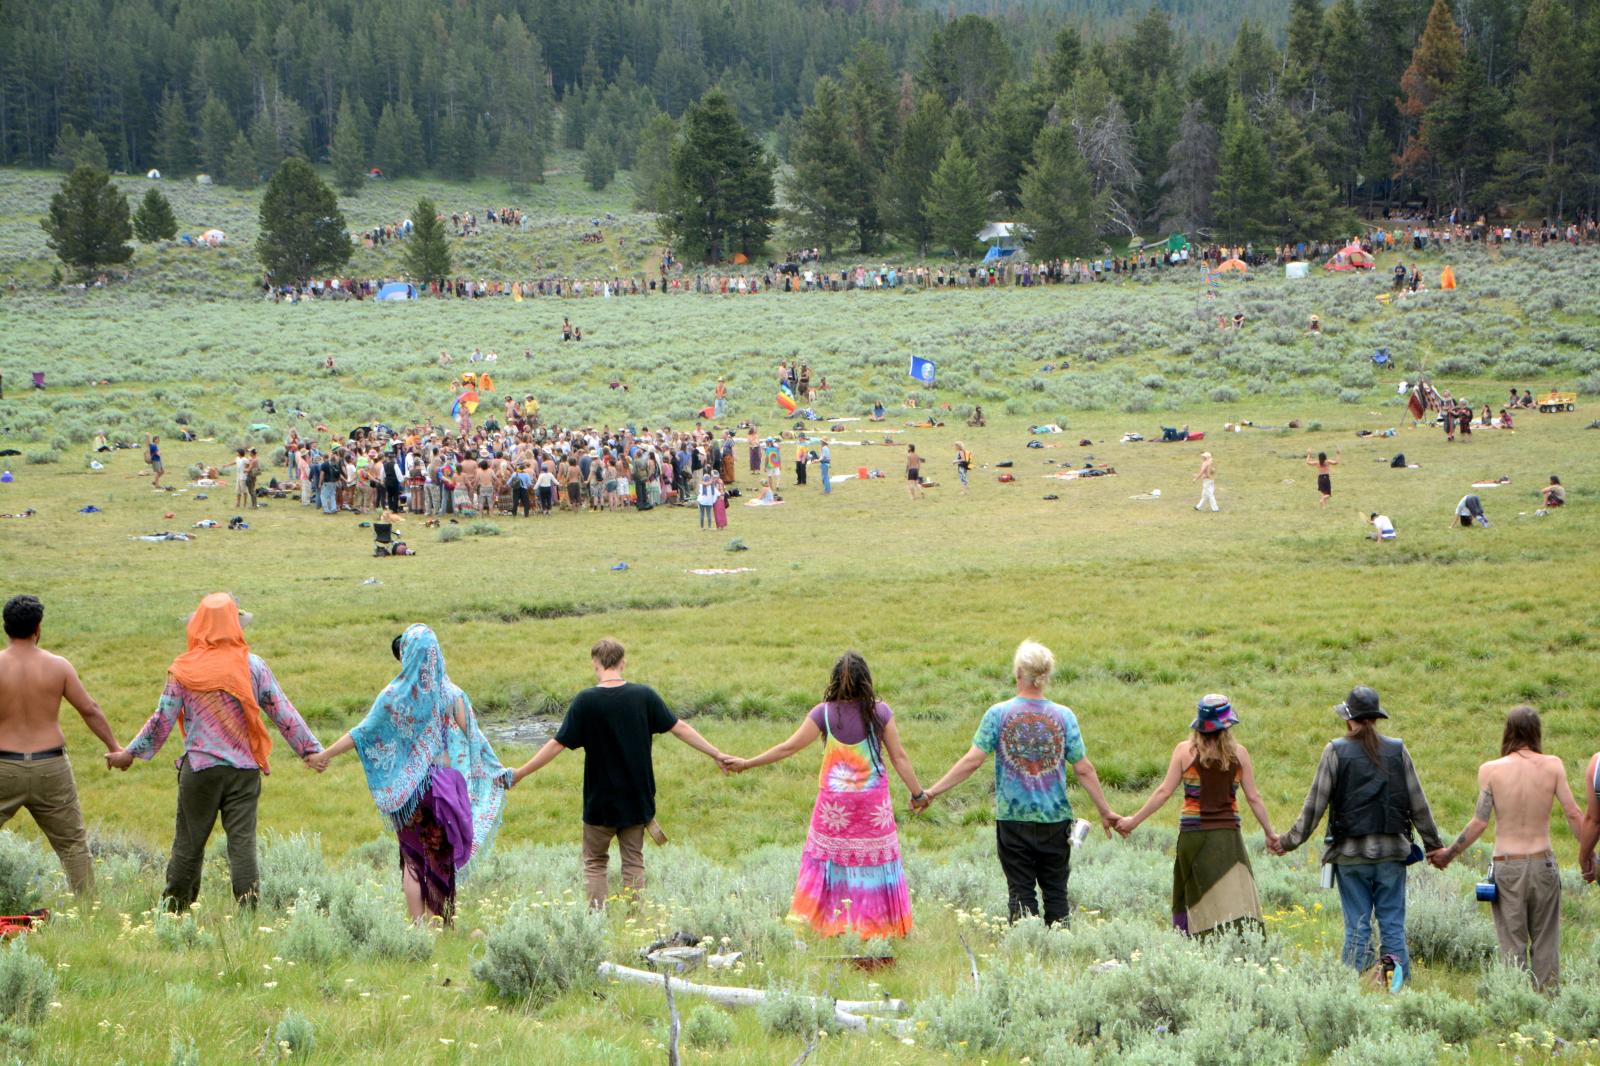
[1012,640,1055,689]
[1192,729,1239,771]
[590,637,625,670]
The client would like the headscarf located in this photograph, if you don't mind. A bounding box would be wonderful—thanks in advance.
[350,625,510,870]
[168,593,272,772]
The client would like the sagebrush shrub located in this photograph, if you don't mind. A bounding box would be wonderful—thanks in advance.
[0,833,52,913]
[1404,873,1497,968]
[257,832,330,911]
[167,1036,200,1066]
[325,875,432,962]
[1476,963,1546,1030]
[274,1009,316,1057]
[1549,958,1600,1039]
[682,1004,734,1048]
[471,901,607,1002]
[0,940,55,1026]
[756,988,841,1039]
[153,910,213,951]
[1393,986,1482,1044]
[281,891,348,964]
[1326,1025,1440,1066]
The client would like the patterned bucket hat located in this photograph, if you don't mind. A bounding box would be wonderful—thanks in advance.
[1190,694,1239,733]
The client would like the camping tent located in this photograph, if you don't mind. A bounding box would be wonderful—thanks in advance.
[368,168,384,179]
[1324,245,1375,271]
[146,169,161,179]
[977,222,1030,255]
[376,282,416,301]
[195,173,213,185]
[1166,233,1190,252]
[200,229,225,246]
[1216,258,1248,273]
[1285,261,1310,279]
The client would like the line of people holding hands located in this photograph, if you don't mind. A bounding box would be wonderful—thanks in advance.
[2,592,1595,995]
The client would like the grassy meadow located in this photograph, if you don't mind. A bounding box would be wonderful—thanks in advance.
[2,171,1600,1064]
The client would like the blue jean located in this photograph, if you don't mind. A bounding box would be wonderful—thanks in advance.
[820,462,830,493]
[1334,860,1409,977]
[699,504,713,527]
[714,397,725,417]
[319,484,336,514]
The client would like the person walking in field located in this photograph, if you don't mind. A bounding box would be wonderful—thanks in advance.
[954,442,972,492]
[919,640,1121,925]
[1306,449,1339,508]
[714,378,727,418]
[1113,695,1277,936]
[508,638,729,908]
[1429,707,1583,989]
[906,444,924,499]
[107,594,323,910]
[0,594,124,896]
[146,434,165,489]
[307,626,511,924]
[722,652,924,938]
[1268,686,1446,990]
[818,441,832,495]
[1193,451,1218,511]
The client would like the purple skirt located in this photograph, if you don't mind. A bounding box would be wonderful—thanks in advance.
[396,767,473,921]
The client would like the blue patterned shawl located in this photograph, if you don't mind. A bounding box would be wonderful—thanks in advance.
[350,624,511,871]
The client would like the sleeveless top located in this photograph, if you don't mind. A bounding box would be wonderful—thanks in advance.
[816,704,887,794]
[1179,760,1241,832]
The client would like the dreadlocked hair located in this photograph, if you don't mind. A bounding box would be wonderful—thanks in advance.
[824,651,879,753]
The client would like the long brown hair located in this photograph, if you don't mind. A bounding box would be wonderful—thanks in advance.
[1348,718,1383,763]
[825,651,879,754]
[1501,706,1542,756]
[1192,729,1239,771]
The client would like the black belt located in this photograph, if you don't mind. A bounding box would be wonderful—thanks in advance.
[0,748,65,761]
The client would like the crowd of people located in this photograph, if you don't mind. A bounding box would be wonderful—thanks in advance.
[4,603,1597,994]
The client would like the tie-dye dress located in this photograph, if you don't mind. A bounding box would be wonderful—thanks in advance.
[789,704,913,938]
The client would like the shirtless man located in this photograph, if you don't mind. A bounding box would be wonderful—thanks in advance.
[0,595,123,894]
[1193,451,1218,512]
[1432,706,1583,989]
[1580,749,1600,886]
[474,458,495,515]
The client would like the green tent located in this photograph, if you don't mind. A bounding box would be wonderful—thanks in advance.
[1166,233,1190,252]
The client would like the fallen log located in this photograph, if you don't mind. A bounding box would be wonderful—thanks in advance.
[596,962,910,1035]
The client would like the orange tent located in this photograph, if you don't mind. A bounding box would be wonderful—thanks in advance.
[1216,258,1248,273]
[1324,244,1375,271]
[1440,265,1457,289]
[732,252,749,265]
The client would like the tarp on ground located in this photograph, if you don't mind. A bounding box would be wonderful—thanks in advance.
[376,282,416,300]
[1324,244,1375,271]
[1285,261,1310,279]
[200,229,225,246]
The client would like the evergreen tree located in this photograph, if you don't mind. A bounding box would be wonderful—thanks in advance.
[1160,100,1219,234]
[1135,73,1183,225]
[224,131,259,188]
[1359,120,1393,206]
[1227,20,1280,104]
[883,91,948,255]
[256,157,350,285]
[1395,0,1463,201]
[497,124,544,194]
[401,199,452,288]
[841,42,897,251]
[1211,95,1272,242]
[1499,0,1593,217]
[1045,25,1084,98]
[583,128,616,191]
[1426,46,1505,213]
[1020,124,1102,259]
[981,80,1050,211]
[784,77,857,259]
[41,165,133,279]
[197,95,236,178]
[374,101,417,178]
[330,96,366,195]
[916,15,1013,118]
[925,140,987,257]
[153,88,194,175]
[50,125,108,172]
[1265,104,1349,242]
[663,90,774,263]
[1284,0,1327,101]
[132,187,178,243]
[632,112,677,212]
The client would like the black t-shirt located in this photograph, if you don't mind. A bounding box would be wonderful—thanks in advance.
[554,682,678,827]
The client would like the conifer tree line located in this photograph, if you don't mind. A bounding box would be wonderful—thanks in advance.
[4,0,1597,258]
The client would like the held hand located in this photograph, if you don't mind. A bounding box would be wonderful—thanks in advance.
[105,749,134,771]
[1426,848,1452,870]
[1263,832,1281,854]
[1582,855,1596,884]
[1099,812,1120,838]
[1112,816,1134,838]
[304,751,330,773]
[718,754,744,774]
[909,791,933,814]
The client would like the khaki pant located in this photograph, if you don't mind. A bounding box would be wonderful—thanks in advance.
[0,754,94,895]
[1491,853,1562,989]
[581,823,645,908]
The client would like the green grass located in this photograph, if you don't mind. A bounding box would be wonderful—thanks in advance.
[1,203,1599,1063]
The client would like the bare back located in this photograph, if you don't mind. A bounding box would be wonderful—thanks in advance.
[1482,752,1573,854]
[0,643,77,751]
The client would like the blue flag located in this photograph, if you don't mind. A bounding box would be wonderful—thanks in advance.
[909,356,937,386]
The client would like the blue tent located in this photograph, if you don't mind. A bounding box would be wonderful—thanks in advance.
[377,282,416,301]
[982,245,1018,264]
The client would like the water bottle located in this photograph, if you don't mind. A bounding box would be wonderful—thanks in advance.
[1070,819,1091,848]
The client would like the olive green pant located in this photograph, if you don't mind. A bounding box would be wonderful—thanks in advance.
[163,763,262,911]
[0,755,94,895]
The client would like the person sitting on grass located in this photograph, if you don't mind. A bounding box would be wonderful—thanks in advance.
[1367,513,1397,541]
[307,626,511,925]
[109,594,324,911]
[1454,493,1489,527]
[1541,476,1565,507]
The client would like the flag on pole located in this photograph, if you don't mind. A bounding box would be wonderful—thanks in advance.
[909,356,937,386]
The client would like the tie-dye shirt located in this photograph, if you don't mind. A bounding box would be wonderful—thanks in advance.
[127,654,322,771]
[973,697,1085,823]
